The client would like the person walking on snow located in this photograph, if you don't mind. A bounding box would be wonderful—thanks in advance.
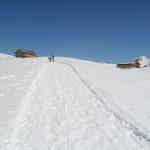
[48,57,52,62]
[52,55,55,62]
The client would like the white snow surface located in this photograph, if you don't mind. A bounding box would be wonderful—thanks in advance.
[0,55,150,149]
[0,53,14,59]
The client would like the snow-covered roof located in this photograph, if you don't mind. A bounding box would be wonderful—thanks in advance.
[133,56,150,67]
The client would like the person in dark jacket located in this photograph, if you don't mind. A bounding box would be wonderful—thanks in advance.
[52,55,55,62]
[48,57,52,62]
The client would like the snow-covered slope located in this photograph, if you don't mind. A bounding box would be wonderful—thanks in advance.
[0,57,150,149]
[130,56,150,67]
[0,53,14,59]
[136,56,150,67]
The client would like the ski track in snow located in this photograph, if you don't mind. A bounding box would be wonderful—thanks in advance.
[62,62,150,143]
[1,62,150,150]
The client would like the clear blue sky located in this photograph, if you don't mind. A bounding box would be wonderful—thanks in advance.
[0,0,150,63]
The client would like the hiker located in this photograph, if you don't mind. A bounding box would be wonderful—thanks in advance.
[52,55,55,62]
[48,57,52,62]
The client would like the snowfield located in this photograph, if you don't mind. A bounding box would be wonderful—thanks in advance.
[0,54,150,149]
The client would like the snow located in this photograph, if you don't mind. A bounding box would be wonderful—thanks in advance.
[137,56,150,67]
[0,53,14,59]
[0,54,150,149]
[130,56,150,67]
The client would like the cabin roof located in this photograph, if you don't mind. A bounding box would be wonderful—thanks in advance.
[117,62,140,65]
[15,49,36,55]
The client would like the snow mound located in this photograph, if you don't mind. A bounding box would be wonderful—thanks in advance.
[130,56,150,67]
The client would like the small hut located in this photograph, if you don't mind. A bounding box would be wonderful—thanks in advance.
[117,62,140,69]
[15,49,37,58]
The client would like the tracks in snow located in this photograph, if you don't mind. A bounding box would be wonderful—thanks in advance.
[62,62,150,144]
[4,62,150,150]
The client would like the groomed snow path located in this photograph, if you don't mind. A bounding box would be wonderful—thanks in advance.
[3,62,150,150]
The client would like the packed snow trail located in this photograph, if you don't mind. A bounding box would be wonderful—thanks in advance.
[3,62,150,150]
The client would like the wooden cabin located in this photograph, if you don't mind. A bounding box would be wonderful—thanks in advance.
[117,62,140,69]
[15,49,37,58]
